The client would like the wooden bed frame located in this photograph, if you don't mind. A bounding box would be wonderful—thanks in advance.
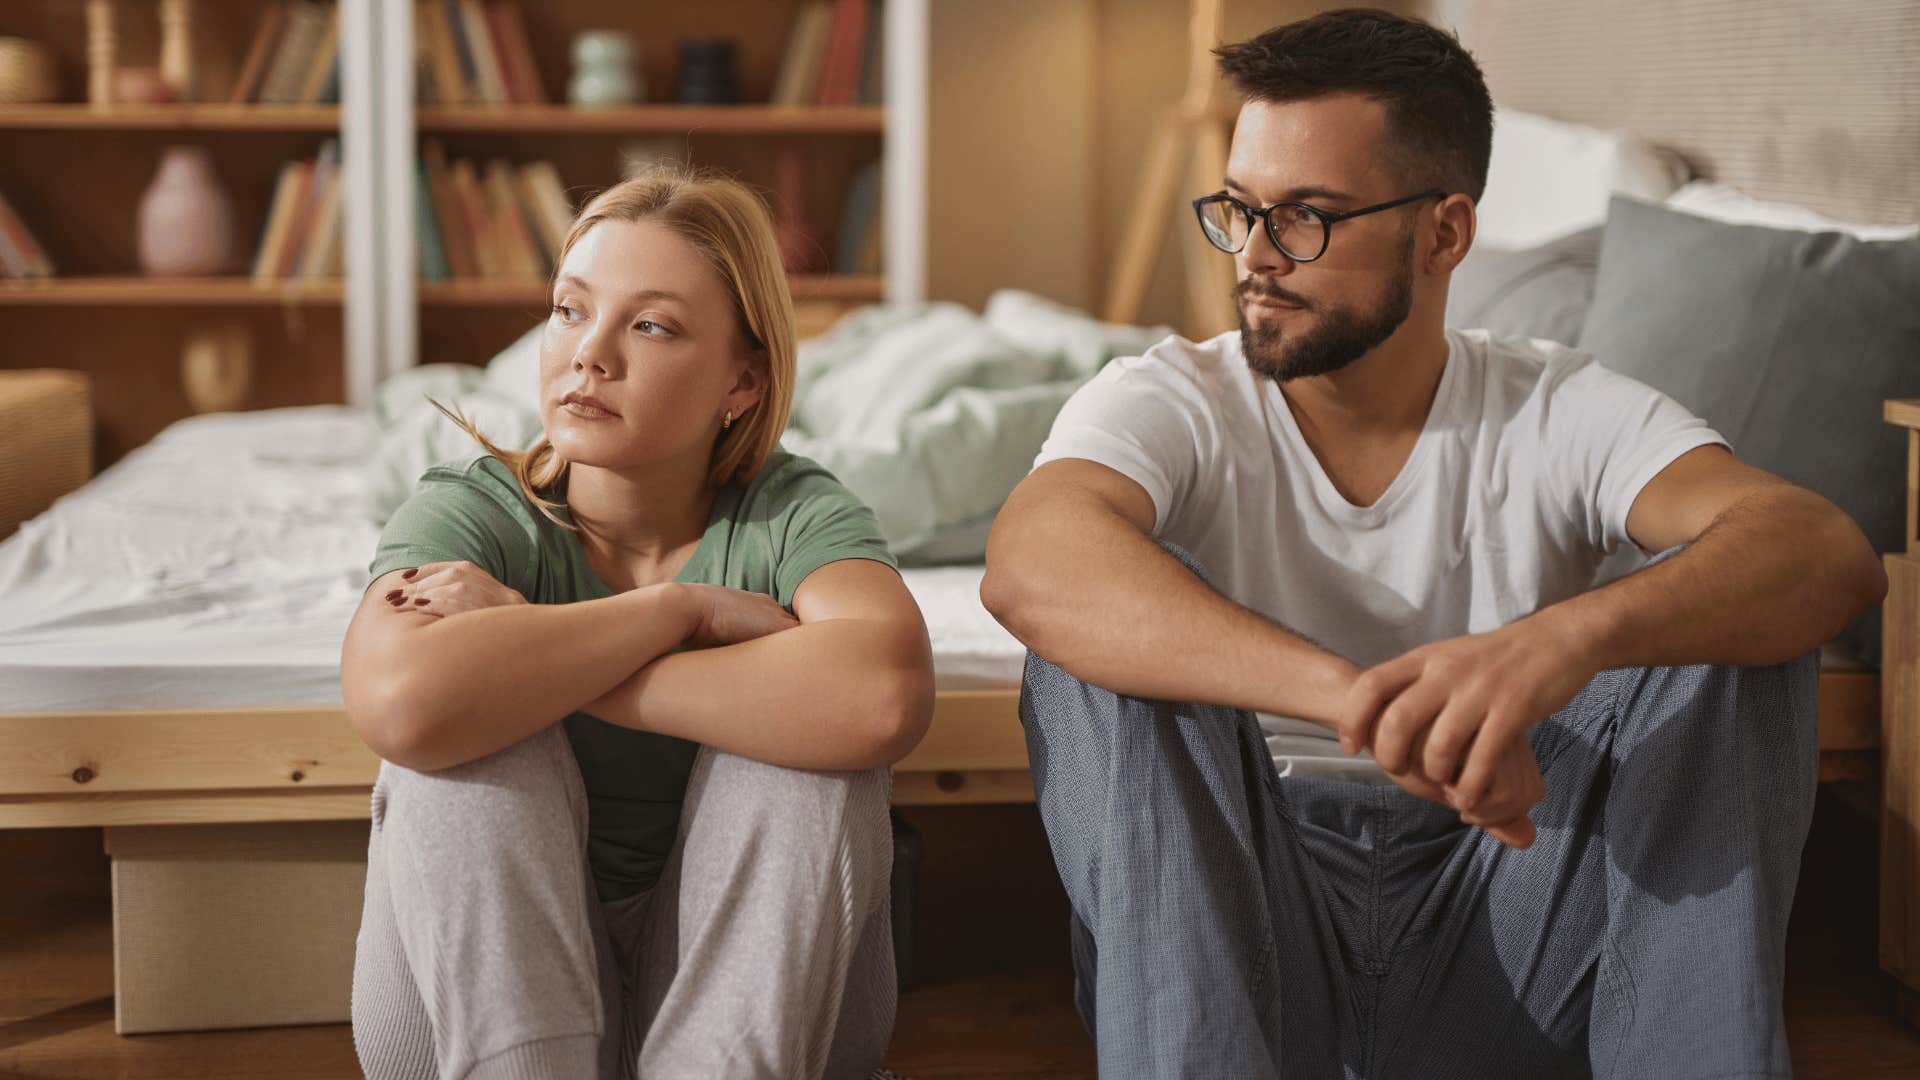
[0,672,1882,830]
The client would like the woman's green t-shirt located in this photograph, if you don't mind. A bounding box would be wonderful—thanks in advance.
[368,450,898,900]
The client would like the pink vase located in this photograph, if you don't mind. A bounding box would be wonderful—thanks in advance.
[137,147,236,276]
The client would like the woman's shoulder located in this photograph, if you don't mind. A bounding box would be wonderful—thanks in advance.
[414,455,545,515]
[736,448,861,510]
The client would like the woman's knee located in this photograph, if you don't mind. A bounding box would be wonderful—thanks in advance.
[372,722,587,841]
[687,751,891,870]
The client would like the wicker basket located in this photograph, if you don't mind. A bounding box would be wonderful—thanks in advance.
[0,369,94,540]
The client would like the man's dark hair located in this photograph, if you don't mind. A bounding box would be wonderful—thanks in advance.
[1215,8,1493,202]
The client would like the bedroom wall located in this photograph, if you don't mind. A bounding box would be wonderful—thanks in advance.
[1425,0,1920,226]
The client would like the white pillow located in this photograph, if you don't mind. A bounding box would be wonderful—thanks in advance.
[1475,108,1688,251]
[1663,180,1920,241]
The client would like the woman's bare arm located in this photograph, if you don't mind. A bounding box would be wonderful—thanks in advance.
[581,559,935,770]
[341,566,700,771]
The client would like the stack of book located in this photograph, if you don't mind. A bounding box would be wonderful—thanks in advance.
[415,142,572,282]
[252,139,346,282]
[415,0,547,106]
[0,189,54,280]
[772,0,885,106]
[231,1,343,106]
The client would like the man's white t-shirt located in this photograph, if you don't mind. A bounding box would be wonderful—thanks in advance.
[1031,327,1727,782]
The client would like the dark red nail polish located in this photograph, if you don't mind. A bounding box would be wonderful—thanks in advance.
[414,598,429,605]
[385,590,402,601]
[402,569,417,580]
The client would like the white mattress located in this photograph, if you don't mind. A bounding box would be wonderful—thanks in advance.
[0,407,1025,713]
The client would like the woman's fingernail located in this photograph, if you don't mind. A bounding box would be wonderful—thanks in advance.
[385,590,402,601]
[402,569,417,580]
[414,598,429,605]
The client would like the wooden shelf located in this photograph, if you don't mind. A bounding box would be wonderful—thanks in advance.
[415,105,885,135]
[0,105,341,132]
[0,277,344,306]
[418,275,885,306]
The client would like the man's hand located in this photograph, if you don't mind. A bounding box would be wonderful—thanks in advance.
[1337,615,1598,847]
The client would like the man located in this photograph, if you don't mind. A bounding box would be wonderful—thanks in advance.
[981,8,1886,1078]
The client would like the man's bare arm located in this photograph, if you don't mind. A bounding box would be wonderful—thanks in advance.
[981,459,1357,727]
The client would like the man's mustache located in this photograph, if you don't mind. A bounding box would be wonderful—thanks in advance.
[1234,279,1312,310]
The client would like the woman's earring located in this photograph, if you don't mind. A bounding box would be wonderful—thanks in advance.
[722,410,734,430]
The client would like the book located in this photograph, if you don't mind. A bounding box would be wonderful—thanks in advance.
[772,2,833,106]
[419,0,468,105]
[278,139,339,278]
[258,1,329,105]
[459,0,508,105]
[297,4,341,104]
[519,161,573,267]
[816,0,868,106]
[484,159,539,277]
[449,159,494,277]
[441,0,483,105]
[252,160,310,280]
[834,160,881,275]
[0,217,28,278]
[423,141,477,276]
[297,168,344,279]
[414,159,450,282]
[229,3,287,105]
[0,189,54,279]
[858,0,885,105]
[486,2,547,104]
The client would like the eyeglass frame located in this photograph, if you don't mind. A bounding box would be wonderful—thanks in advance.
[1191,188,1448,262]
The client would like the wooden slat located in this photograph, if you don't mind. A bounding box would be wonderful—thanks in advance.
[1882,554,1920,987]
[893,769,1036,806]
[1884,399,1920,432]
[0,708,378,797]
[0,789,370,829]
[897,690,1027,772]
[1820,670,1882,751]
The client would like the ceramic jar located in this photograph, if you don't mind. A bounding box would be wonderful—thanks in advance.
[137,147,236,276]
[569,32,639,106]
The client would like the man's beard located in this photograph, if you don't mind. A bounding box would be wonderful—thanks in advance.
[1236,234,1415,383]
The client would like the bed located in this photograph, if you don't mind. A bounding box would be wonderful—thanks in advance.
[0,405,1038,827]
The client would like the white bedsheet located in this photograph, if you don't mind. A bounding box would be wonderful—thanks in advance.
[0,407,1025,712]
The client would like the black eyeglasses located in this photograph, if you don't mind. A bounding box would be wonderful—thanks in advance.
[1192,189,1446,262]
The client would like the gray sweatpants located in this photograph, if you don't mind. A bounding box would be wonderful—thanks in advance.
[351,722,896,1080]
[1021,543,1819,1078]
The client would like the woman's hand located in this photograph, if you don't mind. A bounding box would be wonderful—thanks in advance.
[383,561,528,618]
[680,583,800,647]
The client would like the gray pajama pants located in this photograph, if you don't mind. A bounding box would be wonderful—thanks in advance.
[1021,544,1819,1078]
[351,722,897,1080]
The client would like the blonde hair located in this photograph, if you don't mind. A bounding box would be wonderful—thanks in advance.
[442,162,798,531]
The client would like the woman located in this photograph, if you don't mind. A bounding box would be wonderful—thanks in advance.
[340,163,933,1080]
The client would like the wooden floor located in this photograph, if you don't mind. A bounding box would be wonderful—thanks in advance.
[3,789,1918,1079]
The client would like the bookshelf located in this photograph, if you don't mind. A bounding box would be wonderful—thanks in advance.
[0,2,360,464]
[383,0,926,376]
[0,0,926,464]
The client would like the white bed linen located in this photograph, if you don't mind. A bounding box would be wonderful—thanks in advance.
[0,407,1025,713]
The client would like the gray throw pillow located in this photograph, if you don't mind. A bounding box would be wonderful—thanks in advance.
[1446,227,1600,347]
[1576,195,1920,664]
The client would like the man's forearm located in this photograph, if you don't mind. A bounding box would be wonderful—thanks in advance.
[583,617,933,770]
[1536,488,1886,672]
[984,502,1358,728]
